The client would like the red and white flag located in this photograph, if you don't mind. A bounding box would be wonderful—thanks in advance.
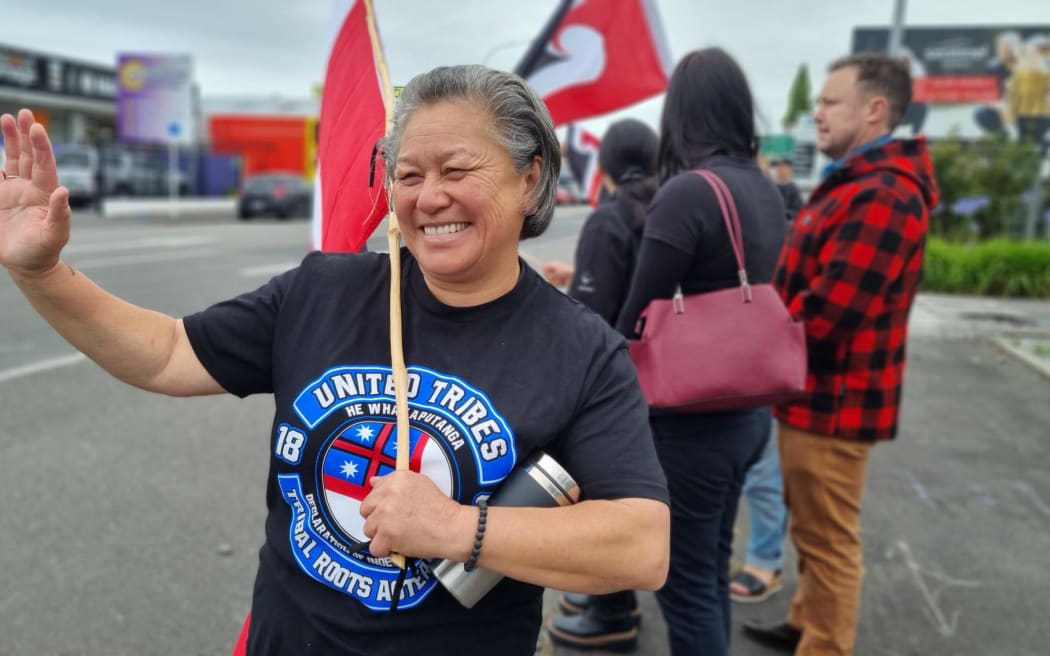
[565,124,603,206]
[514,0,671,126]
[311,0,390,252]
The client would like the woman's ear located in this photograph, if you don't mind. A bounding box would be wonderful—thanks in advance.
[525,155,542,194]
[522,155,543,213]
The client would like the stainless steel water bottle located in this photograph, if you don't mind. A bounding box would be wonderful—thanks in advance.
[431,451,580,608]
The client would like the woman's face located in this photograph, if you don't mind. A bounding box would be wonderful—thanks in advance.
[392,99,540,303]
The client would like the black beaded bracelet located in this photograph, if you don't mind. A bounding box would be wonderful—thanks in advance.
[463,497,488,572]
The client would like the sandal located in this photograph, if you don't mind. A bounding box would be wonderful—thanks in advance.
[730,568,782,603]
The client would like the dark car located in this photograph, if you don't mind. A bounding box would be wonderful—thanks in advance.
[238,172,313,220]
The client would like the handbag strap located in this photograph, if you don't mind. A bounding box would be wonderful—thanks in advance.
[690,169,753,302]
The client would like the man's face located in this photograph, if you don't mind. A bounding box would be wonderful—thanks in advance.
[774,161,793,184]
[813,66,870,161]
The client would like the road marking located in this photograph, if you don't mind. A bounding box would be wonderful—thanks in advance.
[0,353,88,384]
[884,540,981,638]
[240,262,299,277]
[64,235,219,254]
[1013,480,1050,518]
[71,248,222,270]
[897,467,937,509]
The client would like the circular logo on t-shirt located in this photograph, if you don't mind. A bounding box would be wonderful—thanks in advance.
[276,365,517,611]
[319,418,456,544]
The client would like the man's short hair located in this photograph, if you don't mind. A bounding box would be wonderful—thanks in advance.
[828,53,912,130]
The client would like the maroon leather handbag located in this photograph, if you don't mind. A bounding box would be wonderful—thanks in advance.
[628,169,807,412]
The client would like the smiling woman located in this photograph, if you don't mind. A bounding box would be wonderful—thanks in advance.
[380,66,560,306]
[0,64,669,656]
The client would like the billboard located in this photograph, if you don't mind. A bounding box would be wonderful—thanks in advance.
[116,54,195,144]
[853,26,1050,142]
[209,114,309,178]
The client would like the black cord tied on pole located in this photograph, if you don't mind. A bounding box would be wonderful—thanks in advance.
[347,540,410,612]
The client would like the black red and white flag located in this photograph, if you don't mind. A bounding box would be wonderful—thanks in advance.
[565,124,603,206]
[514,0,671,126]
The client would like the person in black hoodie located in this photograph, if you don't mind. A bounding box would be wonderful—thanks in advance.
[541,118,660,652]
[615,48,786,656]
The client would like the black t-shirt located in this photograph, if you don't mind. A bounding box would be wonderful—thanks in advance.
[615,155,787,338]
[567,201,639,325]
[182,249,668,656]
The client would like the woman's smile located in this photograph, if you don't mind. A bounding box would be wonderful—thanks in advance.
[421,222,471,238]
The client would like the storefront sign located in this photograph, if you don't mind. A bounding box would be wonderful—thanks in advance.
[0,44,116,101]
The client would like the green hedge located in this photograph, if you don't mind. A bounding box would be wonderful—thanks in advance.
[922,238,1050,297]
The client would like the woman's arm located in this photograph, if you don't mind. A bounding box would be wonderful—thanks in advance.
[614,174,713,336]
[361,472,670,592]
[614,237,694,337]
[475,497,670,592]
[12,264,223,396]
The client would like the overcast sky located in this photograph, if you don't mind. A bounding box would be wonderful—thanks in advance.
[7,0,1050,136]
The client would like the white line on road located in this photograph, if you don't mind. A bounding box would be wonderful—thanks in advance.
[0,353,88,384]
[240,262,300,277]
[71,248,222,270]
[64,235,219,254]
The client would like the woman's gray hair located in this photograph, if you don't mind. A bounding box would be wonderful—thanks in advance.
[379,65,561,239]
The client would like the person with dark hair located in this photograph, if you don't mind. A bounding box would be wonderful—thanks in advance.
[0,64,670,656]
[742,53,938,655]
[772,157,803,220]
[542,119,659,322]
[540,118,660,652]
[614,48,787,656]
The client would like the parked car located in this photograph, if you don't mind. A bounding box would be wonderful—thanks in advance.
[238,172,313,220]
[54,147,97,207]
[54,144,190,207]
[555,176,583,205]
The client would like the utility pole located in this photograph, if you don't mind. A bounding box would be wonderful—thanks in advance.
[1025,146,1047,241]
[888,0,907,55]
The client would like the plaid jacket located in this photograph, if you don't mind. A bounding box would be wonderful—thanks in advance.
[773,138,938,441]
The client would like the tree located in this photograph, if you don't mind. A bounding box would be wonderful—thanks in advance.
[782,64,812,130]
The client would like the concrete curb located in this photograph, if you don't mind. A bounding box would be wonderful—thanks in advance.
[991,336,1050,381]
[100,198,236,218]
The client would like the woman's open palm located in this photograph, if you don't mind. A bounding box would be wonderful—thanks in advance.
[0,109,72,276]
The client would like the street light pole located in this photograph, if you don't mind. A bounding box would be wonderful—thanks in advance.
[888,0,907,56]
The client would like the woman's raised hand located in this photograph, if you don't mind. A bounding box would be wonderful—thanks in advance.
[0,109,72,277]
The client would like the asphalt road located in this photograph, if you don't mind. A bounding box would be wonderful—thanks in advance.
[2,206,1048,655]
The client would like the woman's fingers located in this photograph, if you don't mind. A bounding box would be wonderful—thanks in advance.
[17,109,35,180]
[1,114,19,176]
[49,186,72,227]
[29,123,59,192]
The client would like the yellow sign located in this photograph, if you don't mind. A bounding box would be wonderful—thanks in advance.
[118,59,146,91]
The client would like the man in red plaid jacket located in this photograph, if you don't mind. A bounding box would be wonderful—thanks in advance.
[743,54,939,656]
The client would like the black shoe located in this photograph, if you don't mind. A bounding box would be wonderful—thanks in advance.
[546,608,639,652]
[741,620,802,653]
[558,592,642,623]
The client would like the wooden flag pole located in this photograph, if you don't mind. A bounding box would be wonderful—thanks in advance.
[365,0,408,571]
